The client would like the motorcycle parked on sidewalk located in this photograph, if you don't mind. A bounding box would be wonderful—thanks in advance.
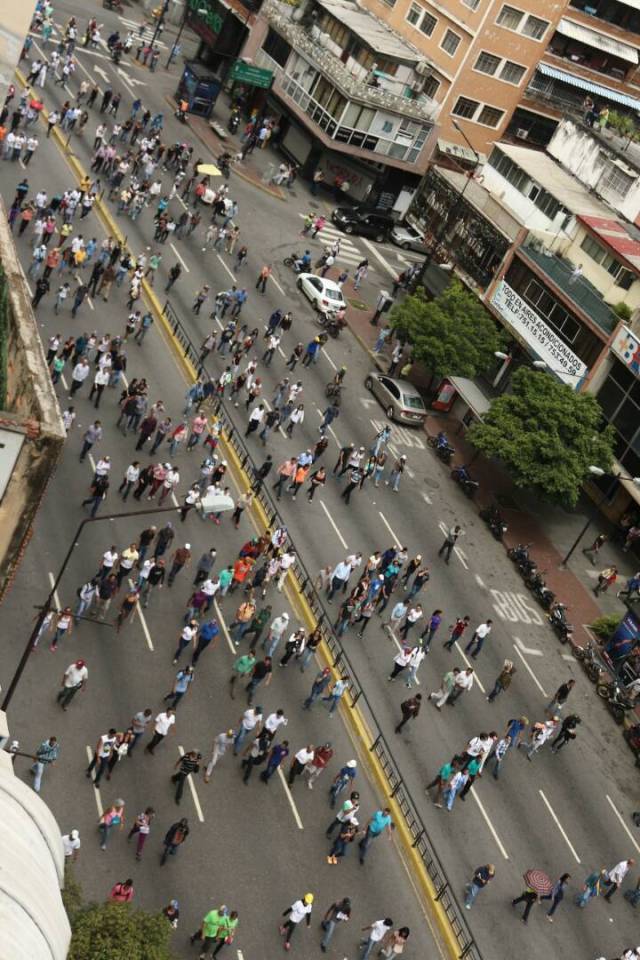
[574,638,604,682]
[548,602,573,644]
[450,465,479,498]
[596,678,636,724]
[480,503,508,540]
[525,569,556,609]
[228,110,240,135]
[428,432,455,464]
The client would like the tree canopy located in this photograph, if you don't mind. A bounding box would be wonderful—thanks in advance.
[468,367,615,507]
[390,279,505,381]
[67,902,174,960]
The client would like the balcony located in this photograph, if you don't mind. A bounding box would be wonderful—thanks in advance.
[262,0,438,123]
[519,238,619,335]
[569,0,640,40]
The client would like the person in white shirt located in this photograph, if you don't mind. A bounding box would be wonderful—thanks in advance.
[119,462,140,500]
[360,918,393,959]
[464,619,493,659]
[145,710,176,754]
[449,667,475,705]
[400,604,423,641]
[277,551,296,591]
[204,729,235,782]
[99,547,118,579]
[522,718,558,761]
[604,858,635,900]
[288,743,315,786]
[57,659,88,709]
[62,829,81,861]
[405,645,425,688]
[280,893,314,949]
[94,456,111,478]
[69,358,91,396]
[388,646,413,682]
[327,561,351,602]
[265,709,288,739]
[265,612,289,657]
[233,706,263,754]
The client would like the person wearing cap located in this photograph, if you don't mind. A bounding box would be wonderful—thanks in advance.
[280,893,314,950]
[57,659,88,710]
[62,829,81,861]
[264,612,289,657]
[288,743,314,787]
[204,729,234,782]
[305,742,333,789]
[162,899,180,928]
[168,542,192,586]
[329,760,357,808]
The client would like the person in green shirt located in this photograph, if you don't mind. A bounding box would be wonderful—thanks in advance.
[229,651,255,699]
[190,906,227,956]
[425,760,457,808]
[459,757,481,800]
[243,604,272,651]
[211,911,238,956]
[218,565,234,596]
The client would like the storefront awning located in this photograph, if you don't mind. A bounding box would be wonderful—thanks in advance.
[448,377,491,421]
[556,17,639,64]
[537,62,640,110]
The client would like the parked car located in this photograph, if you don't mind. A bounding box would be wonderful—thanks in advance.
[391,222,428,253]
[296,273,347,315]
[331,206,395,242]
[364,372,427,425]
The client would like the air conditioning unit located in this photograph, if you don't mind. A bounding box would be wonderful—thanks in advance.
[516,128,529,139]
[415,59,433,77]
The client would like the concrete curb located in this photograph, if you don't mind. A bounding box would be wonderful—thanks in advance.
[15,64,458,958]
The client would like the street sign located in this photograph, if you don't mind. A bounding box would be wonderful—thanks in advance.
[230,61,273,89]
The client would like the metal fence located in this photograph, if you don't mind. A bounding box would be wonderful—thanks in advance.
[161,299,482,960]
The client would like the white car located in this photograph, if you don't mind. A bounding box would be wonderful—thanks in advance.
[390,222,428,253]
[296,273,346,315]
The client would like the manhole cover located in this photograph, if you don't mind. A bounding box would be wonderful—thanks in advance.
[347,298,368,311]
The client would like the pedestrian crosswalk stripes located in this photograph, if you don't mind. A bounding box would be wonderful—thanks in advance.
[297,214,371,271]
[118,17,169,49]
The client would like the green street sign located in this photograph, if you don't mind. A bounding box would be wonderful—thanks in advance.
[231,61,274,89]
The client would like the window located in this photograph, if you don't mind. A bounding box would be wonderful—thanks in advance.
[490,148,528,190]
[441,29,461,56]
[522,280,580,342]
[600,162,634,200]
[477,105,504,127]
[406,2,422,24]
[461,0,480,8]
[522,14,549,39]
[452,96,479,119]
[262,28,291,68]
[422,75,441,99]
[419,11,438,34]
[500,60,526,84]
[475,51,500,75]
[496,4,523,30]
[579,234,635,286]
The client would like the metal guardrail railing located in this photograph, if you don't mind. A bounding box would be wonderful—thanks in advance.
[161,299,482,960]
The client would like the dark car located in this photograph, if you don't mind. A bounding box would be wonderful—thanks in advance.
[331,206,395,243]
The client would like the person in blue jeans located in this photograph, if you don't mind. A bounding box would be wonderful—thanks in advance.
[464,864,495,909]
[322,677,348,715]
[359,918,393,960]
[358,808,392,864]
[541,873,570,920]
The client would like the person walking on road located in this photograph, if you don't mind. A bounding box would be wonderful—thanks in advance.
[56,659,88,710]
[203,729,234,782]
[429,668,459,710]
[279,893,314,951]
[145,710,176,755]
[464,620,492,659]
[511,886,538,924]
[604,859,635,901]
[540,873,570,921]
[426,758,457,808]
[550,714,581,753]
[127,807,155,861]
[546,679,575,717]
[359,918,393,960]
[320,898,351,952]
[30,736,59,793]
[438,524,463,564]
[395,694,422,734]
[171,750,201,804]
[288,743,314,787]
[582,533,606,565]
[160,817,189,865]
[487,660,516,703]
[260,740,290,783]
[444,615,470,651]
[358,808,393,864]
[464,864,495,909]
[86,729,117,786]
[576,868,608,907]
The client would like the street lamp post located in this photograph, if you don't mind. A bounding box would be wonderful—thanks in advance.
[561,468,640,566]
[1,505,178,713]
[149,0,170,53]
[411,118,481,292]
[165,4,207,68]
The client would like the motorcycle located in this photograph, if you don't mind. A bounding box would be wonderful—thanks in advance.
[427,431,449,450]
[110,45,123,64]
[508,543,532,566]
[175,107,187,124]
[574,638,603,682]
[283,253,309,274]
[429,431,455,461]
[450,465,479,498]
[103,0,123,10]
[228,110,240,135]
[317,309,345,339]
[480,503,508,541]
[548,602,573,644]
[596,678,636,724]
[218,153,232,180]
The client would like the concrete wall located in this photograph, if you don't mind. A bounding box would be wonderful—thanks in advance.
[0,713,71,960]
[0,201,66,604]
[0,2,35,104]
[482,163,576,234]
[548,119,640,224]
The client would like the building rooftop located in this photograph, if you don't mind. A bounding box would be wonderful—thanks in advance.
[578,214,640,271]
[493,142,619,217]
[434,167,522,242]
[519,240,618,336]
[316,0,421,63]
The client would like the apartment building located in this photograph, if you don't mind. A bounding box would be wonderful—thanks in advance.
[362,0,567,156]
[515,0,640,146]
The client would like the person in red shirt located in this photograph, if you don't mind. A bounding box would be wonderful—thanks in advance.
[230,556,254,593]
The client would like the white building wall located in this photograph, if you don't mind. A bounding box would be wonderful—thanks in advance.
[482,165,573,235]
[0,713,71,960]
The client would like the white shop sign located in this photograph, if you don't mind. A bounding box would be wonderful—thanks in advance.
[491,280,588,388]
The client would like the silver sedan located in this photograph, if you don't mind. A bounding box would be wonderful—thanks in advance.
[364,372,427,425]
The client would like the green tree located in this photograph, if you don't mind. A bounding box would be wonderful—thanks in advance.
[468,367,615,507]
[63,867,175,960]
[390,279,505,384]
